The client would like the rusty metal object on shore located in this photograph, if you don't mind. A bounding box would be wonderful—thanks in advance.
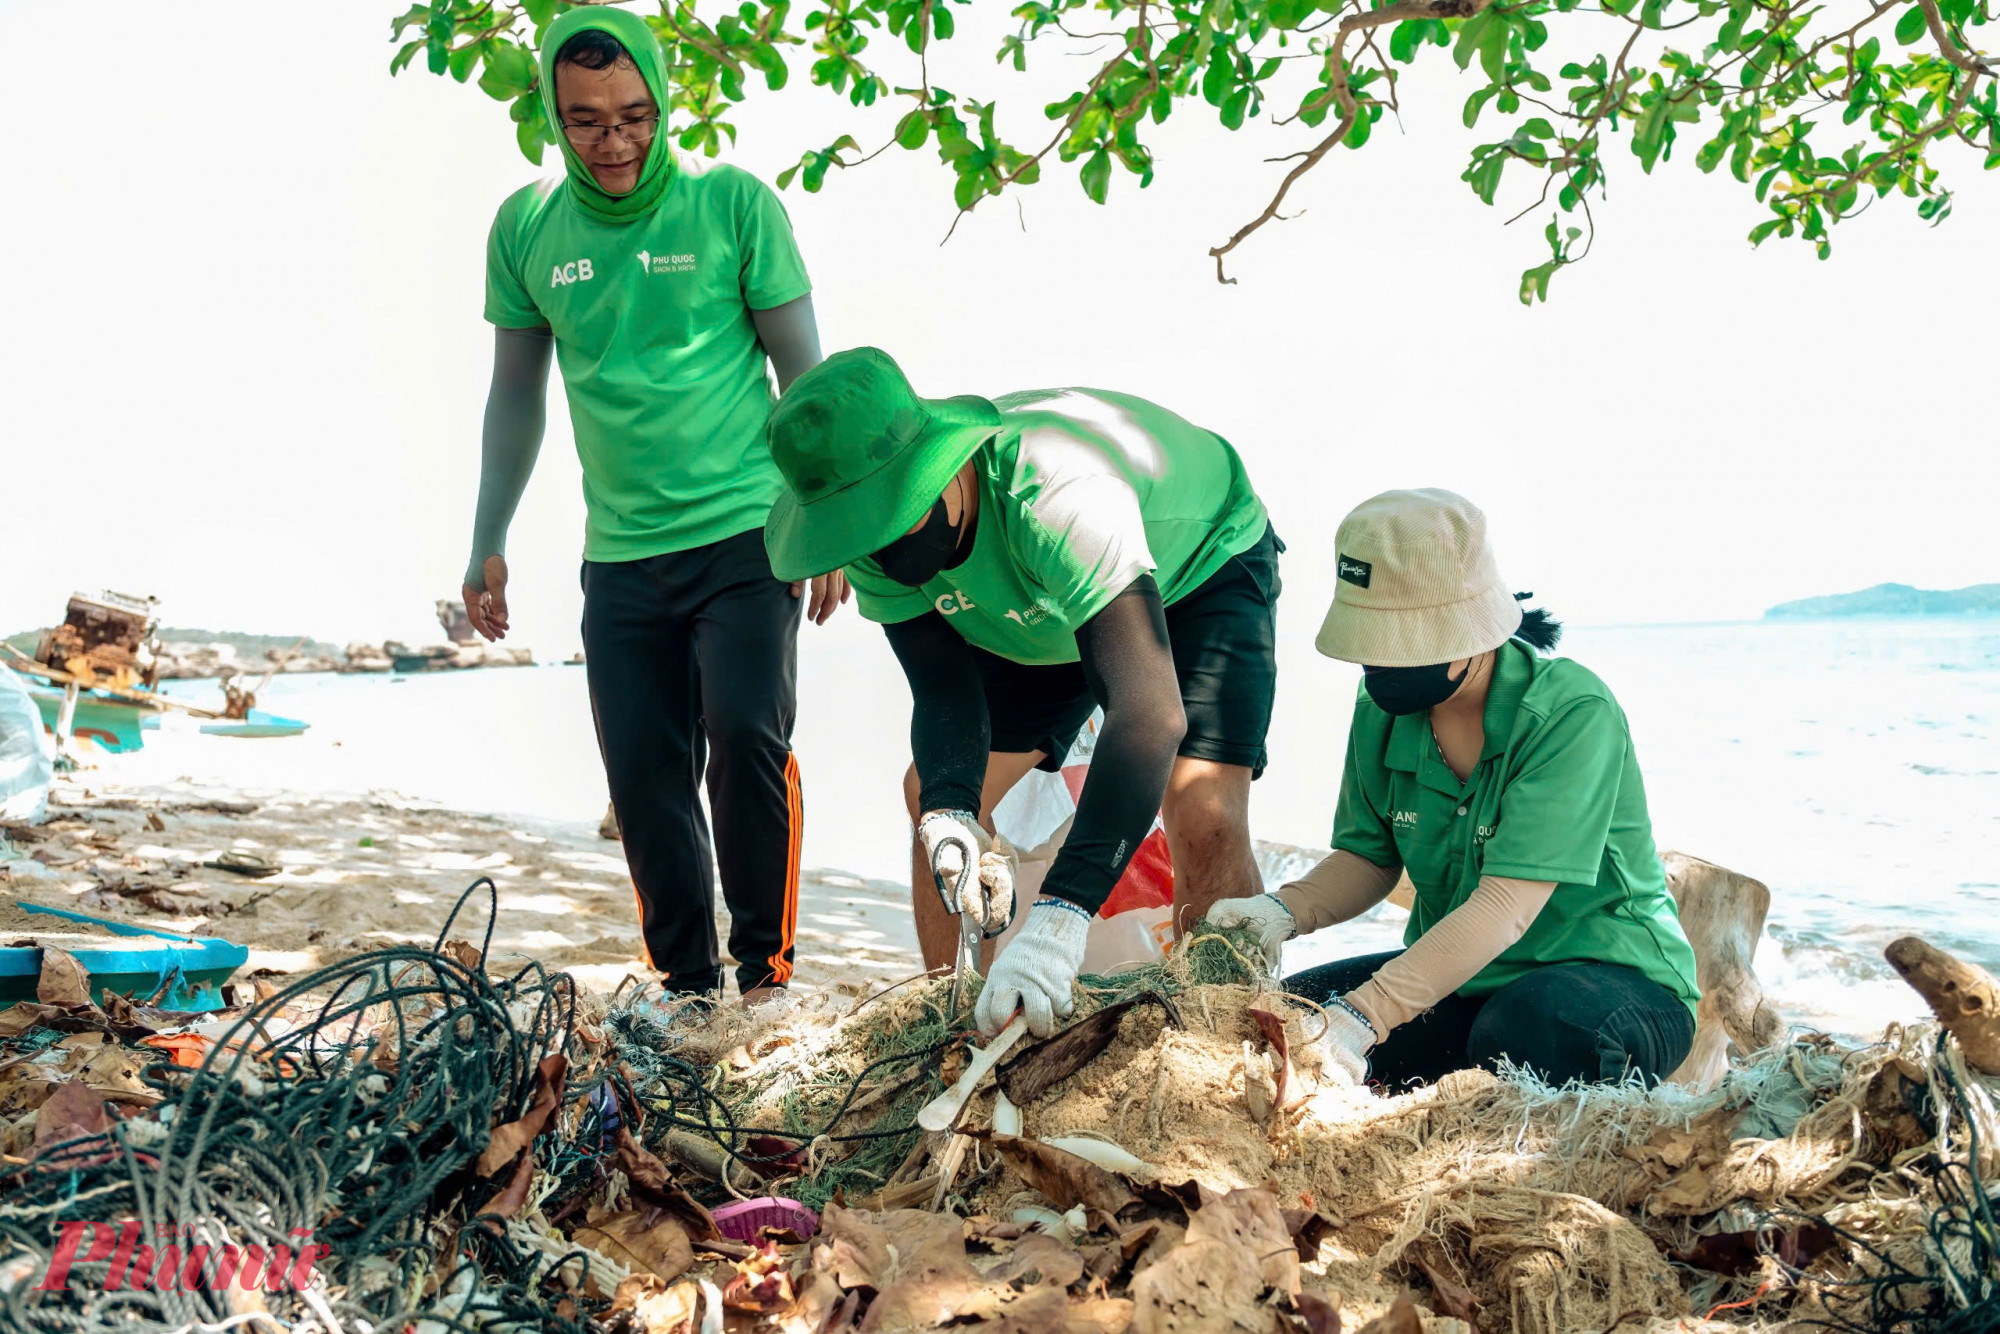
[35,590,160,692]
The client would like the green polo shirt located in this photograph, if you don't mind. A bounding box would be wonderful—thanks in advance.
[845,387,1268,664]
[1331,641,1700,1016]
[485,155,811,562]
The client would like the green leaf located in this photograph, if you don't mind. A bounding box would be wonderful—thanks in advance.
[1453,11,1494,71]
[896,110,930,149]
[1463,86,1496,128]
[1221,86,1252,129]
[1895,5,1927,42]
[776,163,801,189]
[523,0,558,25]
[1463,150,1506,203]
[477,42,536,101]
[1747,217,1784,244]
[1519,259,1558,304]
[390,40,423,76]
[1390,19,1427,62]
[390,4,430,39]
[516,118,546,165]
[447,43,481,83]
[1080,146,1112,203]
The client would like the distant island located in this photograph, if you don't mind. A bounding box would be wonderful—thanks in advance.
[1764,582,2000,619]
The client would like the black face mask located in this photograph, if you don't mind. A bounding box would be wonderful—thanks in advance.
[872,493,967,587]
[1363,660,1469,716]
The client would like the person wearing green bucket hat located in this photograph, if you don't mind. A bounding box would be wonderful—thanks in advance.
[765,348,1282,1037]
[1204,490,1699,1090]
[457,8,849,1003]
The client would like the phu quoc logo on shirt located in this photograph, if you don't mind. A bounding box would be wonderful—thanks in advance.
[635,250,697,275]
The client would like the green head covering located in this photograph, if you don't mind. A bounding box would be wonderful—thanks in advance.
[537,8,674,224]
[763,349,1004,582]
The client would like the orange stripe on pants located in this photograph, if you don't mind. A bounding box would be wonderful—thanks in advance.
[771,753,803,985]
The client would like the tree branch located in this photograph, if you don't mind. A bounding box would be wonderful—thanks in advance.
[1210,0,1493,281]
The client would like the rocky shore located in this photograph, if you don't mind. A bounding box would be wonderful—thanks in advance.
[150,639,536,680]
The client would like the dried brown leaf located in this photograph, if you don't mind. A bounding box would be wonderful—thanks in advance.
[1353,1299,1421,1334]
[984,1134,1137,1215]
[1245,1009,1297,1112]
[37,947,91,1008]
[481,1138,536,1223]
[441,939,485,973]
[32,1080,109,1156]
[998,996,1173,1105]
[1677,1223,1840,1277]
[475,1053,568,1176]
[777,1270,846,1334]
[1184,1188,1299,1298]
[577,1210,696,1283]
[614,1126,718,1238]
[1408,1245,1479,1323]
[986,1232,1087,1289]
[0,1004,51,1039]
[1129,1237,1272,1334]
[855,1223,989,1333]
[1280,1209,1338,1263]
[609,1272,702,1330]
[1289,1290,1340,1334]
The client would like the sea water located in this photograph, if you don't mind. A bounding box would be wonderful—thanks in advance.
[160,616,2000,1038]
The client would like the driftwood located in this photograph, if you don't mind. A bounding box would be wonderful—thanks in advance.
[1885,936,2000,1075]
[1662,852,1785,1091]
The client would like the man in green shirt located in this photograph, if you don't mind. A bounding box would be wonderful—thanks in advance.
[763,348,1282,1035]
[460,8,847,1000]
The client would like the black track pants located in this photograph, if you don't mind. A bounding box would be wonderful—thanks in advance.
[581,529,803,996]
[1286,951,1695,1089]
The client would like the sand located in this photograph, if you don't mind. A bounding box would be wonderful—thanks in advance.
[0,744,924,999]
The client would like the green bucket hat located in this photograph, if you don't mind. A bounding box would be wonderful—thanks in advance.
[764,348,1003,582]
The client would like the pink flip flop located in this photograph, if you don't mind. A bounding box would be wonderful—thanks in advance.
[712,1196,820,1242]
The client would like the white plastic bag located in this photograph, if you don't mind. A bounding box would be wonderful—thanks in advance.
[0,669,54,825]
[990,714,1175,974]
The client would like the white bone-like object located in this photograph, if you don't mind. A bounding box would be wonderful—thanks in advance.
[918,1015,1030,1132]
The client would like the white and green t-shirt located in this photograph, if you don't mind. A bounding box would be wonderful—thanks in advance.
[847,388,1268,664]
[485,154,811,562]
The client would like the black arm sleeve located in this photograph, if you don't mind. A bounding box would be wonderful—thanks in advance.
[466,325,555,589]
[1043,575,1186,915]
[883,613,990,817]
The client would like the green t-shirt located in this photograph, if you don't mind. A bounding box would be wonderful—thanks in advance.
[485,155,811,562]
[845,388,1268,664]
[1331,641,1701,1016]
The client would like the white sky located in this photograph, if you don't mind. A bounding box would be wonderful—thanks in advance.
[3,0,1995,656]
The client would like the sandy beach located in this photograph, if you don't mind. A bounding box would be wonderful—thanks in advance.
[0,726,926,1001]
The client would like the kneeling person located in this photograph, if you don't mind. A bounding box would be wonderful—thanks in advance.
[1208,490,1699,1089]
[764,349,1282,1035]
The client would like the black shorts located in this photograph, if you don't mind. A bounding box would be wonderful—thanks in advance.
[973,523,1283,779]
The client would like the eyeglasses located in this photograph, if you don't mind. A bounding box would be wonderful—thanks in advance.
[560,115,660,148]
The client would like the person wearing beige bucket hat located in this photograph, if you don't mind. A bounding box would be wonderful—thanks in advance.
[764,348,1283,1037]
[1207,490,1700,1090]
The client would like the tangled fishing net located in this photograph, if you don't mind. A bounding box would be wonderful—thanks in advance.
[5,879,2000,1333]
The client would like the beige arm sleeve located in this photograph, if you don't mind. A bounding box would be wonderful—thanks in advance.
[1274,850,1402,935]
[1344,875,1558,1040]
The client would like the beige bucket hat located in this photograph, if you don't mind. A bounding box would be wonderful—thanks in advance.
[1315,489,1523,667]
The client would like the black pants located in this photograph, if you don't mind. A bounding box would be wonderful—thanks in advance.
[581,529,803,996]
[1286,951,1695,1090]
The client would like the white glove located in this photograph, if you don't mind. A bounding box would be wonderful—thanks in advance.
[918,809,1017,933]
[1201,894,1298,971]
[1316,996,1377,1087]
[976,900,1090,1037]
